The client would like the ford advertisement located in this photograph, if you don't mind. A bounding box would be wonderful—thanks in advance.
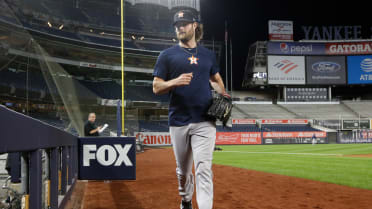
[306,56,346,84]
[347,55,372,84]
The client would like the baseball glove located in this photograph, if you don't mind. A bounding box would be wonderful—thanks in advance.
[207,91,233,126]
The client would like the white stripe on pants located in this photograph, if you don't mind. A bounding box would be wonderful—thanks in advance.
[170,121,216,209]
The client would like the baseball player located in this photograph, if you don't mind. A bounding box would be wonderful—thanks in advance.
[312,133,317,145]
[152,10,228,209]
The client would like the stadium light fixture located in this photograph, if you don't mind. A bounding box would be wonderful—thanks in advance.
[59,24,64,30]
[131,35,136,40]
[47,21,52,28]
[139,36,144,40]
[90,29,93,32]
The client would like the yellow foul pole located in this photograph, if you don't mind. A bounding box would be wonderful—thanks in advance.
[120,0,125,135]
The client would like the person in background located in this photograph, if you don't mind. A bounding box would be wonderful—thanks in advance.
[84,113,102,137]
[312,133,317,145]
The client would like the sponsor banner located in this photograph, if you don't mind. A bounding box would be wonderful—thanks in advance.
[338,130,372,143]
[326,42,372,55]
[267,42,326,55]
[216,132,262,145]
[261,119,308,124]
[135,131,263,145]
[269,34,293,41]
[360,130,372,139]
[342,119,370,130]
[263,131,327,138]
[232,119,256,125]
[268,56,305,84]
[268,20,293,41]
[286,87,328,101]
[135,132,172,146]
[78,137,136,180]
[264,138,327,144]
[306,56,346,85]
[347,55,372,84]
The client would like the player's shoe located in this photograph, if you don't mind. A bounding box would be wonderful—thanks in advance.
[180,200,193,209]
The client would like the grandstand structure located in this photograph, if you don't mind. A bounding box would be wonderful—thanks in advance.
[238,38,372,144]
[0,0,222,136]
[0,0,371,144]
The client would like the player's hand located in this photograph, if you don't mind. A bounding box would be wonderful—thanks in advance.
[174,73,193,87]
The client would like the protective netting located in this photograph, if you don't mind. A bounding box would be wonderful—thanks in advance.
[33,42,98,136]
[0,0,207,137]
[0,0,141,137]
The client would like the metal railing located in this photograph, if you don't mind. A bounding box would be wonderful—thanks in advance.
[0,105,78,209]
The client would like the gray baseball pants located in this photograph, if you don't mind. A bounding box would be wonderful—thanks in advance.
[170,121,216,209]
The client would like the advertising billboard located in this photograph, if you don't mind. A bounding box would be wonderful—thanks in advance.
[338,130,372,143]
[232,119,256,124]
[79,137,136,180]
[268,56,306,84]
[347,55,372,84]
[326,42,372,55]
[261,119,308,124]
[268,20,293,41]
[216,132,262,145]
[267,42,326,55]
[263,131,326,138]
[306,56,346,84]
[135,132,172,146]
[267,41,372,55]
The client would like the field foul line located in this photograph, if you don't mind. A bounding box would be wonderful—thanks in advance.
[219,151,344,156]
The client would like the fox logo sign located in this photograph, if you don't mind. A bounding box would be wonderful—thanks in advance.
[78,137,136,180]
[83,144,133,167]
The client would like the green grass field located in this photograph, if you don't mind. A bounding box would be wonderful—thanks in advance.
[212,144,372,190]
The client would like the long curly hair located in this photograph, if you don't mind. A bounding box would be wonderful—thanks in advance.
[195,23,204,42]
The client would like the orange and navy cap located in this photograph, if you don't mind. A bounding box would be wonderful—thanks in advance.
[173,10,200,26]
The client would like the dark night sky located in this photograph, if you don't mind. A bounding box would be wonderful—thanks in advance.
[200,0,371,90]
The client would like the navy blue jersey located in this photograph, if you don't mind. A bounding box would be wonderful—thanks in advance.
[153,45,219,126]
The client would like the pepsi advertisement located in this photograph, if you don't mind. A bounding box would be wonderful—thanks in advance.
[306,56,346,84]
[78,137,136,180]
[347,55,372,84]
[267,42,326,55]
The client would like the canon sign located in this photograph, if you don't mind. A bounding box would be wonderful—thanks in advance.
[135,132,172,146]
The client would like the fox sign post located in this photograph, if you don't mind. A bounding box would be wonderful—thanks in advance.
[78,137,136,180]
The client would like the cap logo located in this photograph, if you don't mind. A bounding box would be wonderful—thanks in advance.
[178,12,184,18]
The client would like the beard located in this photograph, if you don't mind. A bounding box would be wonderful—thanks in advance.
[177,29,194,43]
